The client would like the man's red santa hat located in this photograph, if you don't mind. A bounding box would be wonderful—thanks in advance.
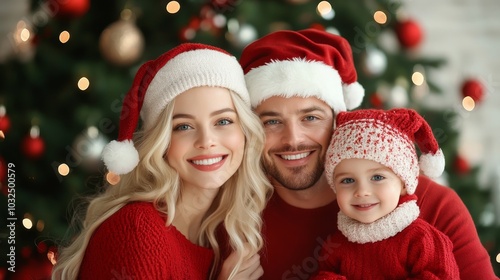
[240,28,364,113]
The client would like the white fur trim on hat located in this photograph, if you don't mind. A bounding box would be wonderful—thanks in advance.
[141,48,249,129]
[102,140,139,175]
[343,82,365,110]
[419,148,445,178]
[245,58,354,112]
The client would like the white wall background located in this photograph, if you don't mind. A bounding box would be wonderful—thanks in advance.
[405,0,500,223]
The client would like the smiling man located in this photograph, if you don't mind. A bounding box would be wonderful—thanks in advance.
[239,28,497,280]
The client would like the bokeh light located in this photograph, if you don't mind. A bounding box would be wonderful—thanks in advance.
[78,77,90,91]
[23,217,33,229]
[59,31,70,43]
[411,71,425,86]
[374,11,387,24]
[58,163,70,176]
[462,96,475,111]
[166,1,181,14]
[106,172,121,185]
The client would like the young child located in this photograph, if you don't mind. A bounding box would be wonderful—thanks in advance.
[314,108,460,279]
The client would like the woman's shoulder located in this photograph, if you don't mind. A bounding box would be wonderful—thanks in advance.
[96,201,169,239]
[118,201,165,218]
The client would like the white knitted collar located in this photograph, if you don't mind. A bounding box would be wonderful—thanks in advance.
[337,198,420,244]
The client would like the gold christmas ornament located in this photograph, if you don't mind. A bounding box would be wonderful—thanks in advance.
[99,19,144,66]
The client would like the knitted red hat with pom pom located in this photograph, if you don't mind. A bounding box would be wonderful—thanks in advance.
[102,43,250,175]
[325,108,445,194]
[239,28,364,112]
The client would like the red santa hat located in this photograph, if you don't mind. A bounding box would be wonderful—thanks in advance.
[102,43,250,175]
[239,28,364,113]
[325,108,445,194]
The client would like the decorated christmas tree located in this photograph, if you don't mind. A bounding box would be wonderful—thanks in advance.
[0,0,498,277]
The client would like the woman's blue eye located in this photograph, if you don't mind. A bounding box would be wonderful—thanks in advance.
[217,119,232,126]
[175,124,191,131]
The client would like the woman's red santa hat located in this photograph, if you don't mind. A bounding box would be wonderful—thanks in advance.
[325,108,445,195]
[102,43,250,175]
[239,28,364,113]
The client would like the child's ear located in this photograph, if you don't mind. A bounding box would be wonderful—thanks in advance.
[400,189,407,196]
[400,181,407,196]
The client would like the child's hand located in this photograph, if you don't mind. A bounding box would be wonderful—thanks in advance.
[218,243,263,280]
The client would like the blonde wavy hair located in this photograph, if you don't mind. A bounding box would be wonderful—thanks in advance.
[52,90,272,279]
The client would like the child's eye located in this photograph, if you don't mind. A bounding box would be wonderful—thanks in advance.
[372,175,385,181]
[340,178,355,184]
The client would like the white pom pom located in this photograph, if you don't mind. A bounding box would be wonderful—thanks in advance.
[419,149,445,178]
[102,140,139,175]
[343,82,365,110]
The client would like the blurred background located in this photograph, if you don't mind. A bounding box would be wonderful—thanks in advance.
[0,0,499,278]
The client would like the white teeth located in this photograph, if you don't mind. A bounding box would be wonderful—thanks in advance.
[280,152,309,160]
[357,204,374,208]
[192,157,223,165]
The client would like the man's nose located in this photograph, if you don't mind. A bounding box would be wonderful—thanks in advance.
[280,122,305,148]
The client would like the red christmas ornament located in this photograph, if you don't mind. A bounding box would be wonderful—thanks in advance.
[21,246,33,259]
[369,93,384,108]
[309,23,326,31]
[0,267,5,280]
[461,78,484,103]
[0,157,7,197]
[211,0,236,11]
[0,115,10,132]
[0,105,10,133]
[395,19,423,49]
[22,126,45,159]
[453,155,470,175]
[37,242,48,254]
[188,17,201,30]
[51,0,90,18]
[0,157,6,184]
[11,257,53,280]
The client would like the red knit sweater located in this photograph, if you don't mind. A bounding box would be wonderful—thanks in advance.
[79,202,214,279]
[312,195,459,279]
[259,176,497,280]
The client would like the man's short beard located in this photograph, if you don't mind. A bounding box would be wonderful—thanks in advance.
[263,157,324,191]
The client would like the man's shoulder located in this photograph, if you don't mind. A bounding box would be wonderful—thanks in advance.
[415,175,458,199]
[415,175,469,228]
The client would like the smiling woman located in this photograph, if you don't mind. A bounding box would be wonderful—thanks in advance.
[51,43,272,280]
[167,87,245,190]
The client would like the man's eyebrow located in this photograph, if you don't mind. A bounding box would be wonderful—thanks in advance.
[258,106,328,118]
[300,106,328,114]
[258,111,280,118]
